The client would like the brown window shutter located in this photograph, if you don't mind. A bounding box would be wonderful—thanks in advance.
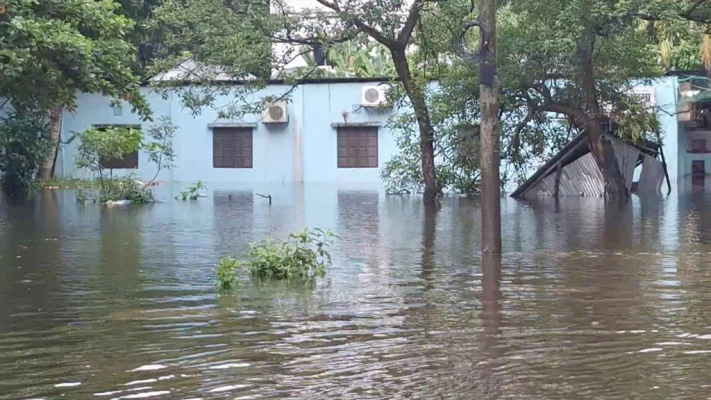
[100,151,138,169]
[337,127,378,168]
[213,128,253,168]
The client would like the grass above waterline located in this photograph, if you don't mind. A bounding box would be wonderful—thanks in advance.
[36,178,101,189]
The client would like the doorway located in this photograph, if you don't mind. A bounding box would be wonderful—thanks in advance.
[692,160,705,187]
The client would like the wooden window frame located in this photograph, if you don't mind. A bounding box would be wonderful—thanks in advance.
[94,124,140,170]
[212,127,253,169]
[337,127,378,168]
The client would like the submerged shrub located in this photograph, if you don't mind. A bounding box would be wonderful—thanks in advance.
[176,181,207,200]
[216,229,338,289]
[99,176,155,204]
[217,257,239,289]
[76,188,88,204]
[75,175,155,204]
[0,114,53,198]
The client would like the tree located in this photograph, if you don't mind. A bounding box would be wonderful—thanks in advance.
[0,113,52,197]
[114,0,166,75]
[75,126,144,188]
[491,0,664,198]
[0,0,151,182]
[149,0,273,114]
[144,116,177,186]
[269,0,441,204]
[380,0,572,196]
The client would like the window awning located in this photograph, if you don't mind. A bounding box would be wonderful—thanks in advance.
[208,122,258,129]
[330,122,383,128]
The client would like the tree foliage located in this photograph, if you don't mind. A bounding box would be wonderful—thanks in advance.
[0,113,53,197]
[302,40,396,78]
[75,126,143,185]
[380,0,682,195]
[144,116,177,185]
[0,0,150,115]
[148,0,275,118]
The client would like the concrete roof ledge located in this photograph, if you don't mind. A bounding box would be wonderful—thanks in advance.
[330,122,383,128]
[207,122,258,129]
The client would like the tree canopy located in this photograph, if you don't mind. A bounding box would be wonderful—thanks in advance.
[0,0,149,115]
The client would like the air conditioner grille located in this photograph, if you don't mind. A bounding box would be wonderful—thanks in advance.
[364,88,381,103]
[268,105,284,121]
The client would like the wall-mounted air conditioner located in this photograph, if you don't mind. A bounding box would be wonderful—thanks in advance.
[262,100,288,124]
[361,86,389,107]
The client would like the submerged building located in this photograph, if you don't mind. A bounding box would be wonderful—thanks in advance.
[54,74,711,193]
[56,79,401,186]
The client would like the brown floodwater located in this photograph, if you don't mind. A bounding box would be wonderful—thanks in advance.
[1,183,711,399]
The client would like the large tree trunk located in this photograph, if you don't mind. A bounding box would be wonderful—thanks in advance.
[587,125,628,197]
[38,107,62,180]
[579,0,626,198]
[478,0,502,254]
[391,49,438,205]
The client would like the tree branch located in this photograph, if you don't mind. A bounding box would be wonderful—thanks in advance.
[397,0,423,48]
[682,0,708,18]
[314,0,395,47]
[269,30,360,46]
[638,0,711,23]
[543,103,587,129]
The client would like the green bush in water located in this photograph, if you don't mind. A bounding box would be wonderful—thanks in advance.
[0,114,53,198]
[99,176,155,204]
[75,176,155,204]
[216,229,338,289]
[217,257,240,289]
[176,181,207,200]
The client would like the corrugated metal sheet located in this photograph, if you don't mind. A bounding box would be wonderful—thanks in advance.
[524,153,605,199]
[515,133,665,200]
[610,137,640,193]
[637,156,665,194]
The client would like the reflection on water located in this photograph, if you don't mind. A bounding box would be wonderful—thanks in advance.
[1,184,711,399]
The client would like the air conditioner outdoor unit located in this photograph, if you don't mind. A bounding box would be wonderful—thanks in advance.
[262,100,288,124]
[361,86,389,107]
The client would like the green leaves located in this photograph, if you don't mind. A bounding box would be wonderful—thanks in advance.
[216,228,338,290]
[176,181,207,201]
[0,113,53,197]
[75,127,143,173]
[0,0,150,117]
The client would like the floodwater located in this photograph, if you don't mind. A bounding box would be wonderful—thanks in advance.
[1,183,711,399]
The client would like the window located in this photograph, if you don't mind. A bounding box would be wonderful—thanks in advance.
[101,151,138,169]
[337,127,378,168]
[213,128,253,168]
[95,125,139,169]
[693,160,705,176]
[692,139,707,153]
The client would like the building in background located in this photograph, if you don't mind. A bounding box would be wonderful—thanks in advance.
[57,79,400,186]
[56,76,688,193]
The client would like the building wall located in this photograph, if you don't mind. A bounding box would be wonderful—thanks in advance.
[56,77,683,190]
[653,76,679,187]
[57,81,400,186]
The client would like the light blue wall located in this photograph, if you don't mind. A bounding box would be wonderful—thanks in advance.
[301,83,396,183]
[58,90,172,181]
[57,81,401,186]
[653,77,679,187]
[56,78,683,190]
